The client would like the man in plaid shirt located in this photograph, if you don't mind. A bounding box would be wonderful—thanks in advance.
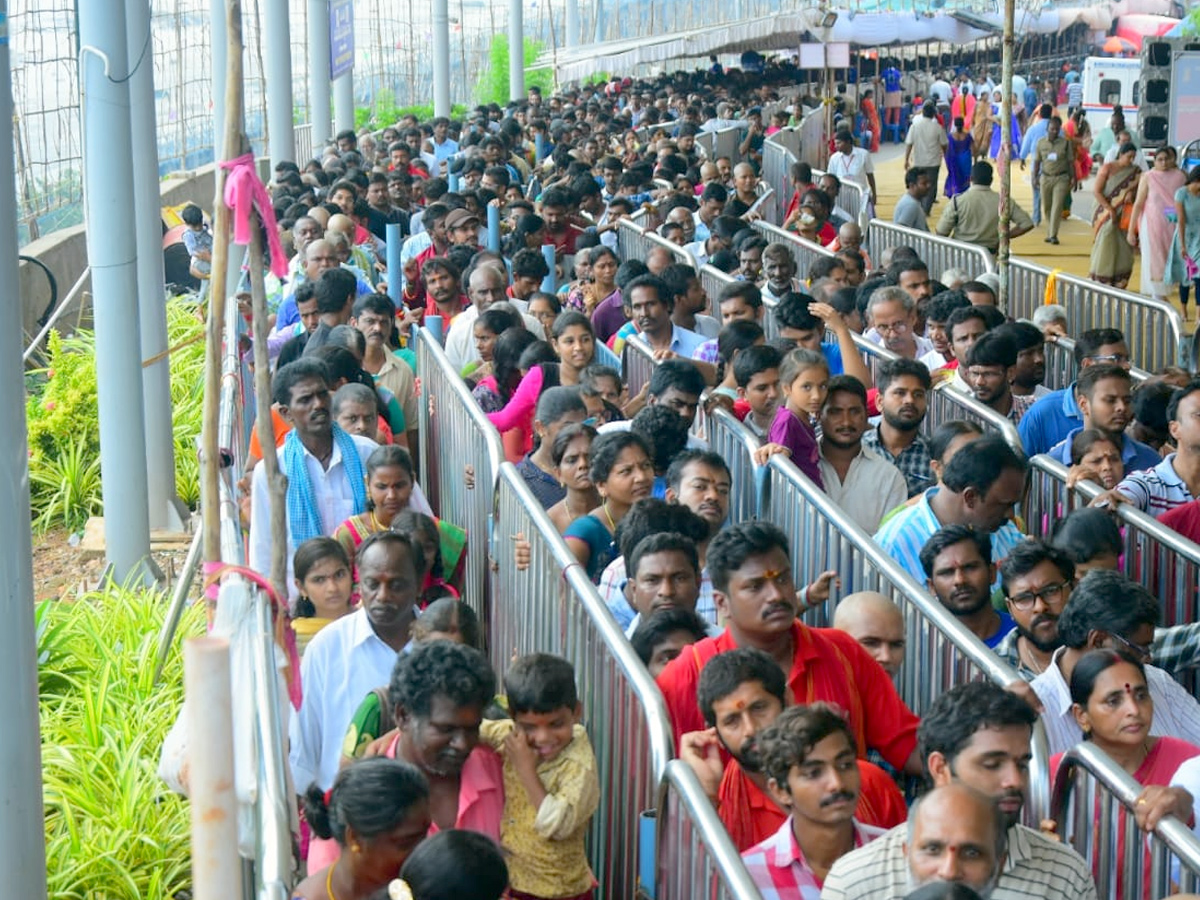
[739,705,884,900]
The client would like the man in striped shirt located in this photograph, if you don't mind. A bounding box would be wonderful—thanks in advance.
[822,682,1099,900]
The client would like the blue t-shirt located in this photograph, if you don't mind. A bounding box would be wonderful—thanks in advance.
[883,68,902,93]
[821,340,845,376]
[983,611,1017,650]
[1017,385,1083,457]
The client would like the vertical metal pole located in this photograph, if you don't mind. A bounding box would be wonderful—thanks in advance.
[264,0,295,166]
[308,0,331,150]
[210,0,228,156]
[565,0,579,48]
[80,0,155,582]
[433,0,451,117]
[127,0,187,533]
[998,0,1014,310]
[509,0,524,102]
[334,73,354,135]
[0,2,47,896]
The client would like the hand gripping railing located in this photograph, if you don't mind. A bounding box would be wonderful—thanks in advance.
[624,333,659,399]
[706,406,768,524]
[655,760,762,900]
[415,327,506,626]
[1024,455,1200,628]
[763,453,1051,823]
[491,463,674,900]
[1051,742,1200,898]
[751,220,836,283]
[924,383,1025,456]
[867,218,996,280]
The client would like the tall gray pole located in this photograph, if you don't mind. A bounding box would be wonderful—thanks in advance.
[433,0,451,117]
[211,0,227,154]
[79,0,155,583]
[127,0,187,533]
[264,0,295,166]
[997,0,1015,311]
[509,0,525,102]
[334,73,355,135]
[0,1,48,895]
[565,0,579,48]
[308,0,332,151]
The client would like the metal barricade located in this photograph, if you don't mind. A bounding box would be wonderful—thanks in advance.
[752,220,836,272]
[416,327,506,626]
[623,334,658,399]
[797,108,827,169]
[1052,743,1200,898]
[814,167,867,232]
[763,453,1050,822]
[655,760,761,900]
[1008,257,1051,324]
[1042,336,1150,391]
[851,332,899,386]
[713,126,743,166]
[761,138,793,225]
[293,123,314,163]
[924,383,1024,456]
[492,464,675,900]
[616,219,695,270]
[867,218,996,279]
[706,406,767,524]
[1024,455,1200,628]
[695,130,717,162]
[699,264,737,309]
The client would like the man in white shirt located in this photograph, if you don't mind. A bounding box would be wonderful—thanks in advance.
[289,532,424,793]
[443,263,541,371]
[818,375,909,533]
[864,286,936,361]
[904,103,948,214]
[1030,569,1200,757]
[827,130,877,212]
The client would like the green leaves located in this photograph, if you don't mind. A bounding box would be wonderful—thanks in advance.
[40,583,204,899]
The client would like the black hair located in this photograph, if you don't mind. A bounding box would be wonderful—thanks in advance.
[664,449,731,497]
[660,263,699,305]
[1068,648,1147,712]
[551,309,595,342]
[550,422,598,468]
[877,357,932,393]
[1068,428,1120,467]
[367,443,415,479]
[629,531,700,582]
[588,431,652,484]
[717,280,763,310]
[410,595,481,648]
[1167,379,1200,422]
[302,757,429,844]
[517,340,558,372]
[916,681,1037,777]
[1056,570,1158,649]
[630,607,710,667]
[758,703,857,788]
[697,647,787,727]
[511,247,551,280]
[314,267,359,315]
[648,358,706,400]
[940,434,1029,496]
[717,319,765,367]
[1074,328,1126,365]
[825,373,867,407]
[929,420,984,463]
[534,385,586,429]
[391,508,444,581]
[965,330,1017,369]
[387,639,497,719]
[492,328,539,402]
[904,881,987,900]
[477,306,523,337]
[181,203,204,226]
[733,343,782,389]
[774,290,821,331]
[707,521,789,594]
[399,829,509,900]
[616,260,649,292]
[945,305,990,341]
[918,525,992,579]
[631,404,691,473]
[1075,362,1131,401]
[625,273,673,312]
[353,292,397,320]
[292,537,351,618]
[504,653,579,715]
[995,321,1044,353]
[1132,380,1177,436]
[1050,508,1123,566]
[356,531,426,590]
[999,537,1076,596]
[272,358,331,407]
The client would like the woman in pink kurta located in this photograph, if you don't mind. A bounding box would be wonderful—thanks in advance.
[1130,146,1187,302]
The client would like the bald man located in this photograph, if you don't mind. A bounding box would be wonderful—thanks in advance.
[905,784,1007,897]
[833,592,906,679]
[444,264,543,371]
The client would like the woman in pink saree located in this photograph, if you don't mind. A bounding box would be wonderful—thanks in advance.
[1129,146,1187,302]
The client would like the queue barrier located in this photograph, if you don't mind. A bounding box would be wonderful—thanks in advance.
[706,406,768,524]
[655,760,762,900]
[763,453,1051,823]
[851,332,899,386]
[867,218,996,280]
[761,139,792,224]
[751,220,836,284]
[925,382,1024,456]
[1008,257,1186,373]
[491,464,674,900]
[699,263,737,312]
[416,327,506,627]
[1040,336,1150,392]
[1024,455,1200,628]
[814,166,869,233]
[624,334,658,399]
[1052,743,1200,898]
[616,218,696,270]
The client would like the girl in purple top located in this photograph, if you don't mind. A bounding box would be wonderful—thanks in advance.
[768,348,829,489]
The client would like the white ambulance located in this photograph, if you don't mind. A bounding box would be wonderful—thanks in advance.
[1080,55,1143,136]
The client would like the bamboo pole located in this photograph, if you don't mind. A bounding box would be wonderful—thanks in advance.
[247,228,289,598]
[201,0,248,569]
[185,637,243,900]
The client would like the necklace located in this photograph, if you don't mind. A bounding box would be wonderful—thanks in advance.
[1019,638,1047,675]
[369,510,385,532]
[601,501,617,533]
[325,861,339,900]
[563,493,583,524]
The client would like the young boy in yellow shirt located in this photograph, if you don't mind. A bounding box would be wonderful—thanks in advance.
[481,653,600,900]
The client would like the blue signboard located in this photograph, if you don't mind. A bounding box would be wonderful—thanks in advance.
[330,0,354,80]
[1170,50,1200,146]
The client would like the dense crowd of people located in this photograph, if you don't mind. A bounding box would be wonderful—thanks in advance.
[172,58,1200,900]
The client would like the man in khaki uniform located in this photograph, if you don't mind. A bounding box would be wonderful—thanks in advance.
[1033,116,1074,245]
[935,160,1033,255]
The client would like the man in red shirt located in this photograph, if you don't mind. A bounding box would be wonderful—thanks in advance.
[419,257,469,325]
[679,647,906,851]
[540,187,584,257]
[657,521,922,775]
[401,203,452,314]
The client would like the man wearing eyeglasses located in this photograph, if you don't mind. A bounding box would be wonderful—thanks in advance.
[1028,569,1200,757]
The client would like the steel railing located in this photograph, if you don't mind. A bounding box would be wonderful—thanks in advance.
[851,332,900,386]
[1008,257,1185,373]
[491,463,675,900]
[924,382,1025,456]
[706,406,768,524]
[1052,742,1200,898]
[416,327,506,627]
[698,263,738,313]
[867,218,996,280]
[1024,455,1200,628]
[751,220,836,283]
[23,264,91,363]
[655,760,762,900]
[624,333,658,399]
[1040,335,1149,392]
[763,453,1051,823]
[616,218,695,270]
[293,123,314,163]
[814,166,869,233]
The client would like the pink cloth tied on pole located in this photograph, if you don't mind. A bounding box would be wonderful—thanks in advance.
[219,152,289,279]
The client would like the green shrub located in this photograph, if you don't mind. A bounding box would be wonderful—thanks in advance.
[41,584,205,899]
[355,93,470,131]
[474,36,555,107]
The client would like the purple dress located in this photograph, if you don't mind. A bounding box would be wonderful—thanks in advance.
[944,133,974,198]
[988,104,1022,160]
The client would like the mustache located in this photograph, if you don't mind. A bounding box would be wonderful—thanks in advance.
[821,791,857,808]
